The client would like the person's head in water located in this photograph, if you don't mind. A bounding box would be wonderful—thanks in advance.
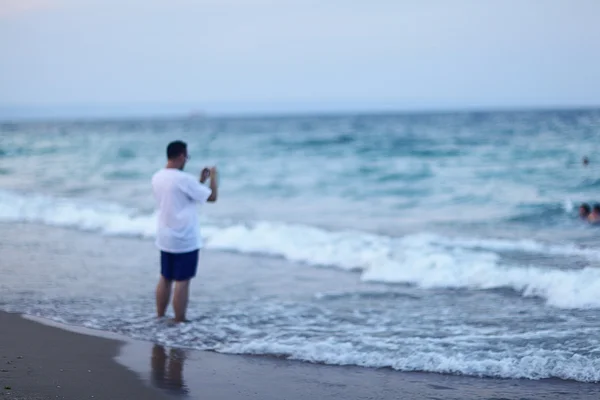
[579,203,591,219]
[583,156,589,166]
[166,140,188,170]
[587,204,600,223]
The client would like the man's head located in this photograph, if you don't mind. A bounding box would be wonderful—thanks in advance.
[593,204,600,215]
[166,140,188,170]
[579,203,591,218]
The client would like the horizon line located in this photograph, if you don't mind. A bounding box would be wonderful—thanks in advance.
[1,103,599,124]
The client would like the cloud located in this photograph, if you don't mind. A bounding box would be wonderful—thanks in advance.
[0,0,62,18]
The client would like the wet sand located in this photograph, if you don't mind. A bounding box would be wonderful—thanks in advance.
[0,311,168,400]
[3,311,600,400]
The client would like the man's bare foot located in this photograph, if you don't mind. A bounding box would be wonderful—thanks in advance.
[170,317,191,324]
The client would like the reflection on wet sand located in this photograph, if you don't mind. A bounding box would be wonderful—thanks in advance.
[151,344,188,395]
[113,339,600,400]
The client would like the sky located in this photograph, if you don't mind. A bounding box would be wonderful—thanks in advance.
[1,0,600,118]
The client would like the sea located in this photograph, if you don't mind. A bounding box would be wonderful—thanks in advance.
[2,109,600,383]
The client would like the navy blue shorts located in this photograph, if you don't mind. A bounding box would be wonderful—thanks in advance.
[160,250,199,281]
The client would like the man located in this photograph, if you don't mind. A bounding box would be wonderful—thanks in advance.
[151,140,218,323]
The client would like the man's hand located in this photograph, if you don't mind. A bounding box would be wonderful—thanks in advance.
[200,168,211,183]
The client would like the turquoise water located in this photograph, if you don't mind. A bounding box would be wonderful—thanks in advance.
[2,111,599,235]
[2,109,600,381]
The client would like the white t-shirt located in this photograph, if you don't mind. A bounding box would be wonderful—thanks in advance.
[151,168,212,253]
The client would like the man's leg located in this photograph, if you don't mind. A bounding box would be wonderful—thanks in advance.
[156,276,172,318]
[172,280,190,322]
[157,251,173,318]
[171,250,198,323]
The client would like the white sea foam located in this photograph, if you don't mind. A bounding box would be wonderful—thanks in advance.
[3,189,600,309]
[0,190,157,237]
[219,340,600,382]
[564,198,574,213]
[207,224,600,308]
[9,301,600,383]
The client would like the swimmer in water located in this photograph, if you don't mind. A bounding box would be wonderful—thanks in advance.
[579,203,591,219]
[588,204,600,224]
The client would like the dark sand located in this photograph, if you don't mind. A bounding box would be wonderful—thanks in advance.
[0,311,168,400]
[3,223,600,399]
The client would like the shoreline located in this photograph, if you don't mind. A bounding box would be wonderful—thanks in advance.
[3,222,600,399]
[3,311,600,400]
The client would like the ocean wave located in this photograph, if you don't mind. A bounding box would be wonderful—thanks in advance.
[507,202,572,225]
[0,190,156,237]
[208,223,600,308]
[273,134,355,148]
[219,340,600,382]
[3,189,600,309]
[10,303,600,383]
[103,169,144,180]
[116,147,137,160]
[0,145,60,157]
[575,178,600,190]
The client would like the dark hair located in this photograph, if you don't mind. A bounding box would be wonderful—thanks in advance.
[594,204,600,213]
[581,203,591,212]
[166,140,187,160]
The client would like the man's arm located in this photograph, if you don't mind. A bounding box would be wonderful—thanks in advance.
[206,167,218,203]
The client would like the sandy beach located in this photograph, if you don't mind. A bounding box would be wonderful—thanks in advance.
[0,311,168,400]
[3,309,600,400]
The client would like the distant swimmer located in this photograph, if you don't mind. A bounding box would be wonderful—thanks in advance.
[588,204,600,224]
[583,156,589,166]
[579,203,591,219]
[151,140,218,323]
